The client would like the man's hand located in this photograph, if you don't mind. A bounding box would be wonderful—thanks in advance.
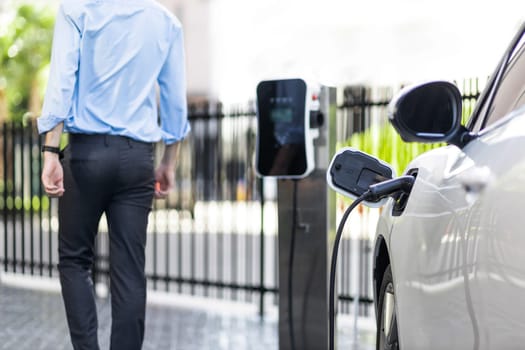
[154,141,180,199]
[41,153,65,197]
[154,163,175,199]
[41,122,65,197]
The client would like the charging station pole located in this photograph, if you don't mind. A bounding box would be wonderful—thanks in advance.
[277,86,337,350]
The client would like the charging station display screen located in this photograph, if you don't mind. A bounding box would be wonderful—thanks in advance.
[271,108,294,123]
[256,79,307,177]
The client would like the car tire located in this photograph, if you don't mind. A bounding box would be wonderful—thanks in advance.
[376,265,399,350]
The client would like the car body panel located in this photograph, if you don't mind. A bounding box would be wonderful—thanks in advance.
[377,108,525,349]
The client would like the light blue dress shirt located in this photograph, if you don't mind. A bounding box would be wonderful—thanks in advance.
[38,0,190,145]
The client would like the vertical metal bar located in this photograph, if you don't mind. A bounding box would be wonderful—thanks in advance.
[165,162,171,292]
[216,104,223,203]
[203,233,211,290]
[189,224,197,295]
[177,172,183,294]
[203,103,211,202]
[3,122,8,272]
[231,112,238,300]
[48,192,53,277]
[351,236,361,343]
[189,113,199,296]
[342,235,350,313]
[38,129,44,276]
[274,216,279,306]
[348,236,354,313]
[362,237,367,314]
[171,143,179,294]
[245,218,252,302]
[350,89,369,316]
[190,120,199,296]
[176,141,183,294]
[364,237,371,316]
[202,229,208,296]
[357,237,362,315]
[214,105,224,299]
[190,208,195,295]
[20,122,26,273]
[217,214,223,298]
[258,178,265,317]
[244,116,252,302]
[217,114,225,299]
[212,105,222,299]
[11,122,17,273]
[363,214,369,315]
[198,104,210,295]
[243,113,249,301]
[203,105,214,296]
[336,228,342,313]
[339,233,344,312]
[29,121,35,275]
[152,197,158,290]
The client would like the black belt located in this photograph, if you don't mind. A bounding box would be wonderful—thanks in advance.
[68,133,153,148]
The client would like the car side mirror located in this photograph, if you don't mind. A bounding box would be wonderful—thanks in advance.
[388,81,473,147]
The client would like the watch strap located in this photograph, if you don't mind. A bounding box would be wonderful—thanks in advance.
[41,145,64,159]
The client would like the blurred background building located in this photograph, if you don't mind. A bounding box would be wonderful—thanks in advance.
[2,0,525,108]
[161,0,525,105]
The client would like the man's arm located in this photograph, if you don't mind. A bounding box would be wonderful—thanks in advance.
[41,122,65,197]
[157,26,190,145]
[154,23,190,199]
[39,4,80,197]
[37,3,80,135]
[154,142,180,199]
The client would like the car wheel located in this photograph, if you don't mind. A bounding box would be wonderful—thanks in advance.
[377,265,399,350]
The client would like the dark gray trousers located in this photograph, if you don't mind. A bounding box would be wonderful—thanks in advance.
[58,134,155,350]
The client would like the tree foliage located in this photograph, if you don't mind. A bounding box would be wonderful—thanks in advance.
[0,3,55,122]
[341,122,443,176]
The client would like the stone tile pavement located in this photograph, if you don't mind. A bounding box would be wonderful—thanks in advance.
[0,275,375,350]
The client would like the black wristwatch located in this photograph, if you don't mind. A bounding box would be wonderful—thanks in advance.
[41,145,64,159]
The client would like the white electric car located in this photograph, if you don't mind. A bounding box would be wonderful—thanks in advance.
[374,23,525,349]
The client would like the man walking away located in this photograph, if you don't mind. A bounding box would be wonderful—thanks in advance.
[38,0,190,349]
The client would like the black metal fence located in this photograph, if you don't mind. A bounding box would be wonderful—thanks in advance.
[0,80,484,317]
[0,103,280,316]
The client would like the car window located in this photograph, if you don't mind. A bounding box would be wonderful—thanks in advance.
[478,33,525,130]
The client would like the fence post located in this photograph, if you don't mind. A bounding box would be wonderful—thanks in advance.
[258,178,265,317]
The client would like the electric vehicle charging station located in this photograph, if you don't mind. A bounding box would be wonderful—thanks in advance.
[256,78,337,350]
[256,79,323,178]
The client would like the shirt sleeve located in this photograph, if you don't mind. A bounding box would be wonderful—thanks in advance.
[37,4,80,134]
[157,26,190,145]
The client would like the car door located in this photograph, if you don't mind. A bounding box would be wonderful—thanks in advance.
[458,28,525,349]
[389,143,477,350]
[389,25,525,349]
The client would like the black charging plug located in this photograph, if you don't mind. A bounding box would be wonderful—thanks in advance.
[327,148,395,206]
[366,175,415,202]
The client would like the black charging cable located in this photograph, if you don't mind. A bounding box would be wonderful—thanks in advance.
[288,179,299,350]
[328,175,415,350]
[329,191,369,350]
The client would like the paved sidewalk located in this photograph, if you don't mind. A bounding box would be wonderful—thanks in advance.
[0,278,375,350]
